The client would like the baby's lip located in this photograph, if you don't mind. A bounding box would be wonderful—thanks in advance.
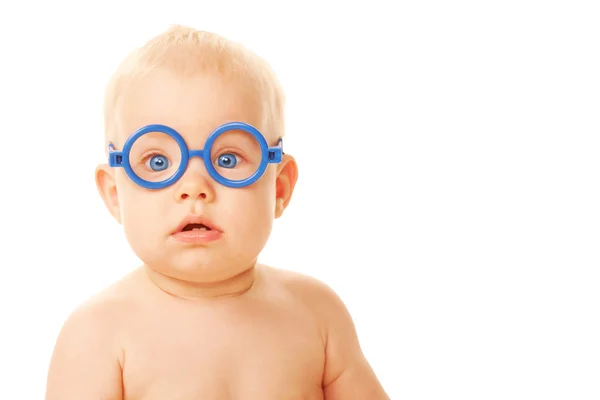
[174,215,222,234]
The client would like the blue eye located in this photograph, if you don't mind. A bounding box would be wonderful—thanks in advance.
[147,155,169,171]
[217,153,238,168]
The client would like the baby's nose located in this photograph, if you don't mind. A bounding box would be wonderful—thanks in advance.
[174,159,215,202]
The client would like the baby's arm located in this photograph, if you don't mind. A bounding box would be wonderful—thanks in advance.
[317,284,390,400]
[45,299,124,400]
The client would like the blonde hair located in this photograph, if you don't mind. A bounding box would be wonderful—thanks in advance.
[103,25,285,147]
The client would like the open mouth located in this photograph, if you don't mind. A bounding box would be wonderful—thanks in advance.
[172,216,222,243]
[181,223,212,232]
[174,216,221,235]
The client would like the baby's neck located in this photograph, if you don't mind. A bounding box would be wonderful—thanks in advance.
[143,264,258,301]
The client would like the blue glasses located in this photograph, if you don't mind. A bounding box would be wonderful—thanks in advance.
[108,122,283,189]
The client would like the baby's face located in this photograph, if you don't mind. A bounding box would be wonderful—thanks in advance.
[103,70,283,283]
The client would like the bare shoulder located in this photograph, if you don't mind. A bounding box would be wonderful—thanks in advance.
[45,270,140,399]
[55,268,141,335]
[265,266,390,400]
[264,266,355,330]
[265,267,359,326]
[266,266,339,302]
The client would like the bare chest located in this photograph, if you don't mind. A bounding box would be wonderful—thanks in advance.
[121,302,325,400]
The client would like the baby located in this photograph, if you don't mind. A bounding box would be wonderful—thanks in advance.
[45,25,389,400]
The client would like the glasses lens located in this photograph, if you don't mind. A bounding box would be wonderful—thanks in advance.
[209,128,263,182]
[129,130,182,183]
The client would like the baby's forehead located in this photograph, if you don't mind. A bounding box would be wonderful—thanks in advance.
[115,72,267,145]
[118,112,264,146]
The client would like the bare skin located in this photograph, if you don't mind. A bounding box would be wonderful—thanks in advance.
[45,264,389,399]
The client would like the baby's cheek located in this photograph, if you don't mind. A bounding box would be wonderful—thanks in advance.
[234,199,274,247]
[120,192,164,249]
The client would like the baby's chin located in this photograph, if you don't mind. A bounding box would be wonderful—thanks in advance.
[140,252,260,300]
[142,249,258,284]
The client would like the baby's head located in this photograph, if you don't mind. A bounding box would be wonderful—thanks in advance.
[95,25,298,287]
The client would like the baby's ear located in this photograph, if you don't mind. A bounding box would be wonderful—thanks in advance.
[274,154,298,219]
[95,164,122,224]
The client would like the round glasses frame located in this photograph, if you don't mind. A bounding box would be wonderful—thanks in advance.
[108,122,284,189]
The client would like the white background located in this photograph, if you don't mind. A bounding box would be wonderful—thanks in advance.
[1,1,599,399]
